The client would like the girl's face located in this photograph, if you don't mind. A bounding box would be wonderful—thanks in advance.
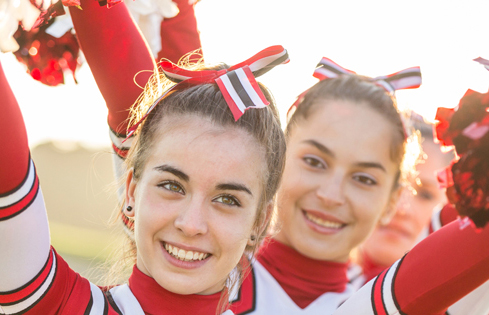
[362,140,450,266]
[126,115,266,295]
[275,100,401,262]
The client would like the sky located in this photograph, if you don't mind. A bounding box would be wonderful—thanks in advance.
[2,0,489,148]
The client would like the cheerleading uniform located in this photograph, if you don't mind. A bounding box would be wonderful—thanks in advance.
[0,60,233,315]
[228,211,489,315]
[358,203,489,315]
[67,2,489,314]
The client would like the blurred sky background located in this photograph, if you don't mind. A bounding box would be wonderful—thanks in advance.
[2,0,489,148]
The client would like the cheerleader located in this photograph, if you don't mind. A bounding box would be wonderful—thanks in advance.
[66,3,489,313]
[0,37,289,315]
[359,113,455,282]
[229,59,489,315]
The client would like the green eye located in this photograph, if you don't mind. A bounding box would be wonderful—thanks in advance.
[160,181,184,194]
[215,195,240,206]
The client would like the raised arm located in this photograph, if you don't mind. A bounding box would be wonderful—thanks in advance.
[0,61,51,313]
[335,218,489,315]
[69,0,156,138]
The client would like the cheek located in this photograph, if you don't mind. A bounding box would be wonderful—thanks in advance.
[211,212,256,259]
[411,200,436,228]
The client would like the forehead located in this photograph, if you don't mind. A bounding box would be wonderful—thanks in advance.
[291,100,398,169]
[144,115,266,187]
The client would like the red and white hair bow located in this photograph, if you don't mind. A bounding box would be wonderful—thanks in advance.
[288,57,422,116]
[313,57,422,94]
[126,45,289,138]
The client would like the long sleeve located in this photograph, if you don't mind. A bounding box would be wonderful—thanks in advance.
[157,0,203,64]
[335,219,489,315]
[69,0,157,203]
[69,0,156,137]
[0,61,51,312]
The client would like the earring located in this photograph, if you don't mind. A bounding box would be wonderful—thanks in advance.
[126,206,133,212]
[250,235,256,242]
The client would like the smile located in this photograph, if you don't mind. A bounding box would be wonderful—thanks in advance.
[164,243,210,262]
[304,211,344,229]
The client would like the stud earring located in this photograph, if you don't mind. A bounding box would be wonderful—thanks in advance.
[126,206,133,212]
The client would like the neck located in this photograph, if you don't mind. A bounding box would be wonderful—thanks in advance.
[358,249,390,282]
[257,239,348,309]
[128,265,227,315]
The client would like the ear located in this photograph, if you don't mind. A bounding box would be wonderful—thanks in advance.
[247,201,274,246]
[124,168,137,218]
[379,186,403,226]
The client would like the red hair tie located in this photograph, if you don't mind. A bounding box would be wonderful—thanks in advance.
[126,45,289,139]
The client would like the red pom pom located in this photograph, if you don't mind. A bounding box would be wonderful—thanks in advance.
[13,19,81,86]
[436,88,489,228]
[449,148,489,228]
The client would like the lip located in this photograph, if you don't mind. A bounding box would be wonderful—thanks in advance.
[161,242,211,270]
[302,209,346,235]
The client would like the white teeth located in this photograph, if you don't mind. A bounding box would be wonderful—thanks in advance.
[305,212,343,229]
[164,243,209,262]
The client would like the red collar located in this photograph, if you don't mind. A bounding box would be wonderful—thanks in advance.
[359,250,389,282]
[128,266,226,315]
[257,240,348,309]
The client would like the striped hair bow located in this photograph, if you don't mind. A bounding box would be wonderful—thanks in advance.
[126,45,289,138]
[288,57,422,117]
[313,57,422,94]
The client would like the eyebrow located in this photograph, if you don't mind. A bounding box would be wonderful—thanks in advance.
[354,162,386,173]
[303,140,386,172]
[153,165,189,182]
[302,139,335,158]
[216,183,253,196]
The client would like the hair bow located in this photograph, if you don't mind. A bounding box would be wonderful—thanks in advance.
[313,57,422,94]
[474,57,489,70]
[288,57,422,117]
[126,45,289,138]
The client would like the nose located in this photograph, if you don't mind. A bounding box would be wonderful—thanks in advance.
[316,174,346,207]
[174,198,208,237]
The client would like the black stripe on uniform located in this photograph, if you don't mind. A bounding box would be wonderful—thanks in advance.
[105,291,123,315]
[83,294,93,315]
[391,255,408,315]
[0,250,53,305]
[0,156,31,198]
[371,275,380,315]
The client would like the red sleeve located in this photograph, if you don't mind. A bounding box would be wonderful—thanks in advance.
[69,0,156,136]
[157,0,203,64]
[394,220,489,314]
[429,203,459,233]
[0,61,30,194]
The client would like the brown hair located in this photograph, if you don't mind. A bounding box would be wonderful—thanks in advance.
[286,75,419,188]
[121,62,286,307]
